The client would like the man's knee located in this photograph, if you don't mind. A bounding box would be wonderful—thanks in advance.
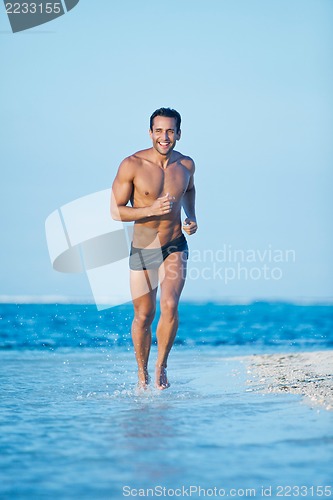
[160,296,179,318]
[133,307,155,329]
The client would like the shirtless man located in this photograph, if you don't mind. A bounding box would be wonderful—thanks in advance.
[111,108,197,390]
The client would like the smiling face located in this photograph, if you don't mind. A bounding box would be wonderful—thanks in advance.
[149,116,181,156]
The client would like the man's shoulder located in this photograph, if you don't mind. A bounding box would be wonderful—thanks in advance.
[122,148,152,167]
[175,151,195,172]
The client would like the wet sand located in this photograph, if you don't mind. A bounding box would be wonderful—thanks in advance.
[245,351,333,411]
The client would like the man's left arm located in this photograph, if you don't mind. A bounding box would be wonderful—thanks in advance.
[182,162,198,236]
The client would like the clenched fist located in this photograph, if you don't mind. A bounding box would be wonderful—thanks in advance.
[149,193,175,216]
[183,217,198,235]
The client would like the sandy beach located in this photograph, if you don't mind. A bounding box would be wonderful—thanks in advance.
[245,350,333,411]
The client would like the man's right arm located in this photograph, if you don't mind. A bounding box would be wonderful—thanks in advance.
[110,158,173,222]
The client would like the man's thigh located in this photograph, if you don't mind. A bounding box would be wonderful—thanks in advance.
[159,251,187,300]
[130,268,159,304]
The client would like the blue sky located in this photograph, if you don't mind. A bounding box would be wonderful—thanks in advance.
[1,0,332,303]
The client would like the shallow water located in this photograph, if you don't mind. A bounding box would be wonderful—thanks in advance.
[1,303,333,498]
[1,345,333,499]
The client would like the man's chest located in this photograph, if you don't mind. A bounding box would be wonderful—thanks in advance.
[134,164,190,199]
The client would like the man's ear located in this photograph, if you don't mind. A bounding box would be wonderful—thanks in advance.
[177,129,181,140]
[149,128,153,139]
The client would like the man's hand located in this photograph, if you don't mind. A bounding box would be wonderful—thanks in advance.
[183,217,198,235]
[149,193,175,216]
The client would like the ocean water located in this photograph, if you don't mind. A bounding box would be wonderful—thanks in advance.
[1,302,333,499]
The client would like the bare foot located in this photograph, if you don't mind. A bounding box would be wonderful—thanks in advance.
[137,369,150,390]
[155,365,170,390]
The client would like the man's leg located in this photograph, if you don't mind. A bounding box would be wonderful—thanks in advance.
[155,251,187,389]
[130,269,158,387]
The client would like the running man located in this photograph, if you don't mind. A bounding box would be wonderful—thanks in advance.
[111,108,197,389]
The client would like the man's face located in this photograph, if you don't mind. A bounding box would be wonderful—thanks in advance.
[149,116,181,156]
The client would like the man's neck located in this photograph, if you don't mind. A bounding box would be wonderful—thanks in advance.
[150,148,174,169]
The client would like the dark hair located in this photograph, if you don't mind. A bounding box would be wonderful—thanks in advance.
[150,107,181,133]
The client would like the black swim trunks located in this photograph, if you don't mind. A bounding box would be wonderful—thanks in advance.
[129,233,188,271]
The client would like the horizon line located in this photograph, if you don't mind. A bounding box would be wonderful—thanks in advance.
[0,295,332,306]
